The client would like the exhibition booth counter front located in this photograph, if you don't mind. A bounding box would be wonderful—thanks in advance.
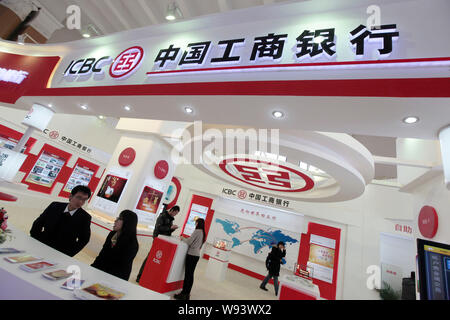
[0,224,169,300]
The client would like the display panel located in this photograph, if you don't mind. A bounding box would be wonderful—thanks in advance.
[183,203,208,237]
[417,239,450,300]
[307,234,336,284]
[25,150,66,187]
[136,186,163,214]
[63,164,95,193]
[97,174,128,203]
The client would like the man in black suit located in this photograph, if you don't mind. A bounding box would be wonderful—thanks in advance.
[30,185,92,257]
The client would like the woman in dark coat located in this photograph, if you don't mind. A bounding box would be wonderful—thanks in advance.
[91,210,139,281]
[259,241,286,296]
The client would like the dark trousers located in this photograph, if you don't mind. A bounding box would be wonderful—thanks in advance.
[261,273,279,295]
[136,256,147,282]
[181,254,200,295]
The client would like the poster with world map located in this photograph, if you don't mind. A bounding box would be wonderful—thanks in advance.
[209,212,301,270]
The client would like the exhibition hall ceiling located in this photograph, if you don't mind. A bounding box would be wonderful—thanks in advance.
[16,0,302,43]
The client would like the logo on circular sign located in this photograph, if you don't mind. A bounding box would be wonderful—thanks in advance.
[418,205,438,238]
[154,160,169,179]
[109,46,144,79]
[237,190,247,199]
[156,250,163,259]
[219,158,314,193]
[48,131,59,139]
[118,147,136,167]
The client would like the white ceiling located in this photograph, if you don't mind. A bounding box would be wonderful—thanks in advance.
[33,0,303,43]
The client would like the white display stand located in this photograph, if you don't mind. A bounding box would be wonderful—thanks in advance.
[0,224,169,300]
[205,246,231,282]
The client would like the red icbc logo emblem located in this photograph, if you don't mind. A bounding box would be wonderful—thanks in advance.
[109,46,144,79]
[237,190,247,199]
[219,158,315,193]
[48,131,59,139]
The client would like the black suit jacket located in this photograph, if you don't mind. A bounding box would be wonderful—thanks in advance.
[30,202,91,257]
[91,231,139,281]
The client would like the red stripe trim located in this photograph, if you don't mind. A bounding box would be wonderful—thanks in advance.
[25,77,450,98]
[147,57,450,75]
[203,254,275,285]
[90,221,153,237]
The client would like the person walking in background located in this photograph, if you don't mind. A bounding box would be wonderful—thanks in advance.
[174,217,206,300]
[91,210,139,281]
[260,241,286,296]
[30,185,92,257]
[136,205,180,282]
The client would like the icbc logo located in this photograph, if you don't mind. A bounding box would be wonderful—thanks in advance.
[109,46,144,79]
[48,131,59,139]
[153,250,163,264]
[237,190,247,199]
[219,158,315,193]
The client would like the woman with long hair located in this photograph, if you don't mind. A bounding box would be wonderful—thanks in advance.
[91,210,139,281]
[174,217,206,300]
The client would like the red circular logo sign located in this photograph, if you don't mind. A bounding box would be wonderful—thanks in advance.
[48,130,59,139]
[109,46,144,79]
[118,147,136,167]
[418,205,438,238]
[154,160,169,179]
[219,158,314,193]
[237,190,247,199]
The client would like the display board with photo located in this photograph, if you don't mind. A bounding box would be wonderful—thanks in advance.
[97,174,128,203]
[25,151,66,187]
[136,186,163,214]
[63,164,94,193]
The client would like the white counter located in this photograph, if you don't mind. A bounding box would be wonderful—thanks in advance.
[0,224,169,300]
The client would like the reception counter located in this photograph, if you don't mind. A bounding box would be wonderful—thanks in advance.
[0,224,169,300]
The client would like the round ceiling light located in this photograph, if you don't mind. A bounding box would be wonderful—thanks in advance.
[80,105,88,110]
[185,106,194,114]
[272,111,284,119]
[403,116,419,124]
[124,105,131,111]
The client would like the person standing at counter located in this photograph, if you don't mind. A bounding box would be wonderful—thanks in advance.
[136,205,180,282]
[30,185,92,257]
[91,210,139,281]
[260,241,286,296]
[174,218,206,300]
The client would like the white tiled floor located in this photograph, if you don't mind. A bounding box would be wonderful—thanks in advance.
[5,204,278,300]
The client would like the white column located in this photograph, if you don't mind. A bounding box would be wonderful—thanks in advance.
[89,132,178,228]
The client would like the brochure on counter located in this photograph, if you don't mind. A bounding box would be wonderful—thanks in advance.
[42,269,73,281]
[0,248,25,254]
[74,283,126,300]
[4,255,41,263]
[19,261,57,272]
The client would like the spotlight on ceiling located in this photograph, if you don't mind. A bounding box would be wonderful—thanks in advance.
[165,1,182,21]
[124,105,131,111]
[184,106,194,114]
[98,115,105,120]
[272,110,284,119]
[403,116,419,124]
[80,105,88,110]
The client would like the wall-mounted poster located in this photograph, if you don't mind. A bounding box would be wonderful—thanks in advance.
[97,174,128,203]
[136,186,163,214]
[307,234,336,284]
[63,164,95,193]
[134,179,166,226]
[25,150,66,188]
[91,167,132,216]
